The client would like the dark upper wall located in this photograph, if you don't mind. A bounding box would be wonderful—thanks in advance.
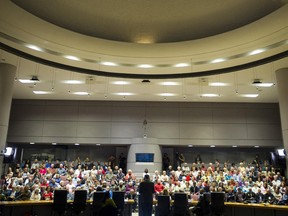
[7,100,282,148]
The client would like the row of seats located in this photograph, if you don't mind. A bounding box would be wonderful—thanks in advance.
[52,190,225,216]
[155,192,225,216]
[52,190,125,216]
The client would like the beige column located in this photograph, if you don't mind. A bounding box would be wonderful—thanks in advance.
[275,68,288,177]
[127,138,162,178]
[0,63,16,175]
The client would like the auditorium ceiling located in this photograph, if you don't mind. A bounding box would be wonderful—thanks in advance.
[1,0,288,102]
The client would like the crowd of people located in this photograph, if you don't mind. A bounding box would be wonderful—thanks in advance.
[1,155,288,212]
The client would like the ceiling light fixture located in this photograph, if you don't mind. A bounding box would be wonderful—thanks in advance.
[138,64,153,68]
[252,79,262,85]
[112,81,130,85]
[241,94,259,98]
[209,82,227,87]
[174,63,189,68]
[201,93,220,97]
[256,83,274,87]
[158,93,175,97]
[211,58,225,63]
[116,92,134,96]
[33,91,52,94]
[73,92,90,95]
[26,44,43,52]
[252,79,273,87]
[101,62,118,66]
[31,76,39,82]
[64,55,80,61]
[160,81,179,86]
[248,49,265,56]
[63,80,84,84]
[19,79,35,84]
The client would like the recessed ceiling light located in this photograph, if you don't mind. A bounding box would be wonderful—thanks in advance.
[174,63,189,68]
[241,94,259,98]
[158,93,175,97]
[138,64,153,68]
[209,82,227,87]
[75,143,80,146]
[210,145,215,147]
[64,55,80,61]
[112,81,130,85]
[115,92,134,96]
[211,58,225,63]
[62,80,84,84]
[19,79,35,84]
[101,62,118,66]
[248,49,266,56]
[30,142,35,145]
[73,92,90,95]
[159,81,179,86]
[201,93,220,97]
[133,35,155,44]
[26,44,43,52]
[33,91,53,94]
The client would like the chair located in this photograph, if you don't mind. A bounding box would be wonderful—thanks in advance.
[191,193,211,216]
[53,189,68,216]
[112,191,125,216]
[173,193,188,216]
[71,190,87,215]
[156,195,171,216]
[92,191,105,216]
[210,192,225,216]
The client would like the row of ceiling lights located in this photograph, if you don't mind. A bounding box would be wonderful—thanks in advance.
[24,39,288,69]
[29,142,101,146]
[17,77,274,98]
[28,142,260,148]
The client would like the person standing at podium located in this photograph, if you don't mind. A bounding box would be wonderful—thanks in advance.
[138,174,155,216]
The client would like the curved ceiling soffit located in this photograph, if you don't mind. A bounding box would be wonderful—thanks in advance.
[10,0,287,43]
[1,42,288,79]
[1,1,288,79]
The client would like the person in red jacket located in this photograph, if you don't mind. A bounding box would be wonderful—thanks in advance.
[154,179,164,194]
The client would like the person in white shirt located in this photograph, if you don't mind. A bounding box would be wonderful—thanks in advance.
[30,188,41,201]
[160,170,169,183]
[182,163,190,175]
[175,166,182,178]
[152,170,160,182]
[272,175,281,187]
[74,165,82,177]
[31,159,40,170]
